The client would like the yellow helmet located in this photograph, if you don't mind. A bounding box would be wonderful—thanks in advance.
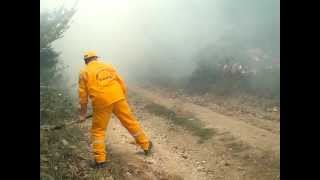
[84,50,98,60]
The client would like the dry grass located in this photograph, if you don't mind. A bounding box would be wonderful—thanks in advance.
[40,126,113,179]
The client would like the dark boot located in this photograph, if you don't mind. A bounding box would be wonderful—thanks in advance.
[94,161,110,169]
[144,141,153,155]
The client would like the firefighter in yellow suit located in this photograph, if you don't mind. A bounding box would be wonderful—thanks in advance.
[78,51,152,169]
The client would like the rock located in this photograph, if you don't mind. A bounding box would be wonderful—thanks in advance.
[54,166,58,170]
[41,173,54,180]
[201,161,206,164]
[225,162,230,166]
[182,155,188,159]
[196,166,205,171]
[79,161,87,168]
[61,139,69,146]
[69,145,77,149]
[105,177,114,180]
[126,172,132,176]
[40,156,49,162]
[273,107,279,112]
[196,161,201,165]
[145,159,155,164]
[257,115,264,119]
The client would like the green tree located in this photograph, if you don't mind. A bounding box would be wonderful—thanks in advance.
[40,6,76,85]
[40,6,77,124]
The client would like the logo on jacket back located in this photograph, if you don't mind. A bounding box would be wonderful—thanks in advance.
[96,69,114,87]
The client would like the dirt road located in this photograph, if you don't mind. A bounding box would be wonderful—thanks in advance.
[131,86,280,154]
[78,86,280,179]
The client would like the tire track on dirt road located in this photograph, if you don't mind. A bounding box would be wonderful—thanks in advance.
[131,86,280,157]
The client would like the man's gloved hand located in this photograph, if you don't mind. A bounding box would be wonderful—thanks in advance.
[79,114,86,123]
[79,104,88,127]
[79,114,87,128]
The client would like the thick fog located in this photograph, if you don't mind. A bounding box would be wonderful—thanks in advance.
[41,0,280,86]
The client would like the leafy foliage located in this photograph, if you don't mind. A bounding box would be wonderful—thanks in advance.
[186,44,279,99]
[40,6,76,85]
[40,6,77,124]
[40,6,76,50]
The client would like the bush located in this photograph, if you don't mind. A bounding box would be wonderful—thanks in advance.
[40,6,76,86]
[40,6,77,125]
[184,45,279,100]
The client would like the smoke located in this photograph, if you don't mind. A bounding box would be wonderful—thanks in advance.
[40,0,279,89]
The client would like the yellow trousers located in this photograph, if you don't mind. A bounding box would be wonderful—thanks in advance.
[91,99,150,163]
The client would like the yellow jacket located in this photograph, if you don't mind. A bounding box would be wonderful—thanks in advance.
[78,60,127,108]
